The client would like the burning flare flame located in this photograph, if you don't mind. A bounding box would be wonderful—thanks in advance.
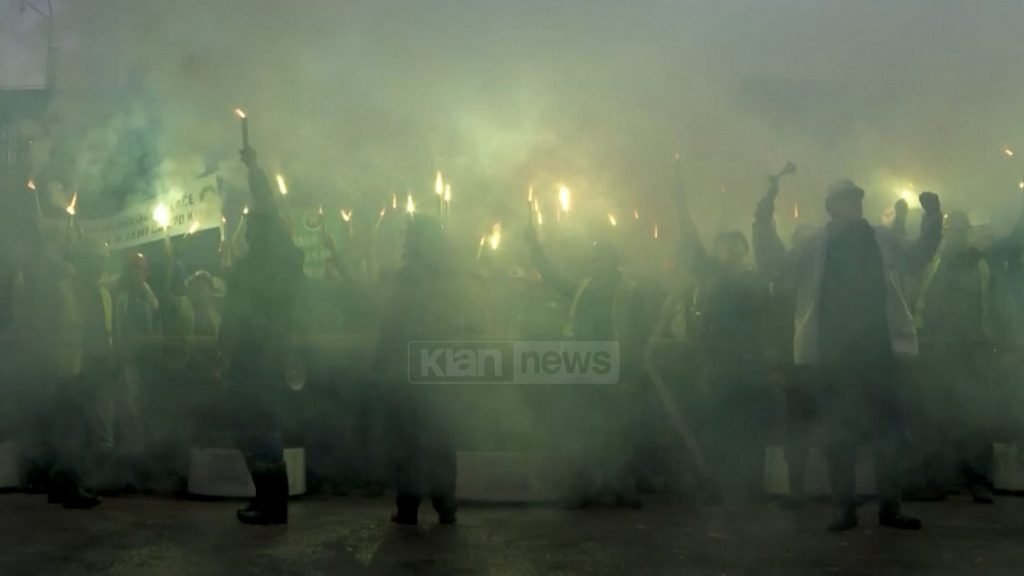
[187,221,201,235]
[405,194,416,214]
[66,192,78,216]
[435,171,444,196]
[276,174,288,196]
[234,108,247,119]
[558,185,571,213]
[444,183,452,203]
[341,209,353,222]
[487,222,503,251]
[1005,148,1015,157]
[153,203,171,229]
[27,179,36,191]
[608,213,618,227]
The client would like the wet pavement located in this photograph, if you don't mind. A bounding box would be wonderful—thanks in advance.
[2,493,1023,575]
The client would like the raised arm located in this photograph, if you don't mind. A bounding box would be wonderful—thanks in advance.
[897,192,942,275]
[891,198,909,239]
[752,173,789,281]
[239,147,278,218]
[524,224,578,299]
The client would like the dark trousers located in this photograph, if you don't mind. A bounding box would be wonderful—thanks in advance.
[699,363,770,496]
[230,370,285,473]
[391,389,456,518]
[911,347,993,491]
[817,362,905,510]
[783,369,817,496]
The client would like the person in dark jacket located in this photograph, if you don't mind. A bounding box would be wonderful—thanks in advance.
[375,216,463,525]
[755,178,941,532]
[525,223,645,509]
[220,147,305,525]
[676,187,771,502]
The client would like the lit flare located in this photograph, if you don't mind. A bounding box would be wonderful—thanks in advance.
[487,222,502,251]
[153,203,171,229]
[558,185,571,213]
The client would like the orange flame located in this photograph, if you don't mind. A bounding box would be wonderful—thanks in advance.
[234,108,247,119]
[66,191,78,216]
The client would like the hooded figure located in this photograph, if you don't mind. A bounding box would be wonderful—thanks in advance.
[755,178,941,532]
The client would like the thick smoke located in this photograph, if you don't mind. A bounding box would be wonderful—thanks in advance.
[4,0,1024,233]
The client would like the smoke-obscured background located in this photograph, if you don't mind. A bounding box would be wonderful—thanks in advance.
[3,0,1024,233]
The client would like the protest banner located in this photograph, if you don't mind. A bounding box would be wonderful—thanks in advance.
[77,178,223,250]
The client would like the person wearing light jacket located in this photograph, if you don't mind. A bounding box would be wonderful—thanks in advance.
[754,178,941,532]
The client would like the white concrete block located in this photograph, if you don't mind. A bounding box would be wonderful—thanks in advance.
[993,443,1024,491]
[0,442,21,489]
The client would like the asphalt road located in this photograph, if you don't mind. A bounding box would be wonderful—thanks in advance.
[2,494,1023,575]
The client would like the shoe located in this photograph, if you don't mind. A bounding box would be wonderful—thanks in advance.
[391,512,418,526]
[827,507,859,532]
[969,484,994,504]
[879,510,922,531]
[237,499,287,525]
[237,465,288,526]
[63,487,101,510]
[50,472,101,510]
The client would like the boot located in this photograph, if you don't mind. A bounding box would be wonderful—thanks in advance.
[392,494,420,526]
[237,465,289,526]
[826,505,858,533]
[50,471,101,510]
[879,503,922,531]
[433,494,458,525]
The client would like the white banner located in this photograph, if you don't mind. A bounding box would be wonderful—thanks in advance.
[78,179,223,250]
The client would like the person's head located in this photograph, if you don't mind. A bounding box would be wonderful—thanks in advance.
[403,216,447,268]
[589,240,621,281]
[712,230,749,270]
[186,271,215,306]
[71,239,109,284]
[825,179,865,222]
[123,252,148,289]
[944,210,972,250]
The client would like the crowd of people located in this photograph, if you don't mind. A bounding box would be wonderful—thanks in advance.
[3,146,1024,533]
